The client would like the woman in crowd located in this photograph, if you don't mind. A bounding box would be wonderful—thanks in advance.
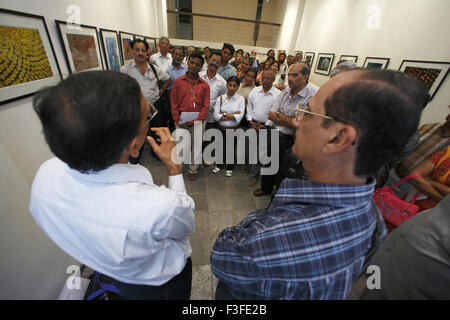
[212,76,245,177]
[256,58,274,86]
[408,145,450,210]
[270,60,284,90]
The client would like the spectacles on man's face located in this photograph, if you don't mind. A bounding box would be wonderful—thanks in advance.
[140,104,158,131]
[296,102,335,121]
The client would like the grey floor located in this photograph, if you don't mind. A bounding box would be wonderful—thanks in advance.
[139,143,272,300]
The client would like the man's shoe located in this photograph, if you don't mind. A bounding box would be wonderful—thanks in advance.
[253,188,269,197]
[248,178,257,187]
[188,173,197,181]
[212,167,222,174]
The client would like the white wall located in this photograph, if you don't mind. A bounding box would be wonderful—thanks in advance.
[294,0,450,125]
[0,0,162,299]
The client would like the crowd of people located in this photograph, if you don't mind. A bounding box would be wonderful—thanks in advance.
[28,35,449,301]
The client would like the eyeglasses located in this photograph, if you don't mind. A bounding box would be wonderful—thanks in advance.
[140,104,158,131]
[296,103,335,121]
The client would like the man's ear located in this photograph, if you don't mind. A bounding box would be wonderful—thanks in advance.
[124,136,142,158]
[322,124,357,154]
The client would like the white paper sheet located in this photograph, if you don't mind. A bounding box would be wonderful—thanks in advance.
[179,112,199,124]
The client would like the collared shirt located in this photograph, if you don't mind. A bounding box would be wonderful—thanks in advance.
[150,52,173,72]
[121,60,169,104]
[170,74,210,124]
[199,70,227,123]
[30,157,195,286]
[267,82,319,136]
[211,177,386,300]
[214,93,245,128]
[167,63,187,90]
[218,63,237,81]
[246,85,281,124]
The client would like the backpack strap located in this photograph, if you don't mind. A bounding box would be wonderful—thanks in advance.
[148,63,161,89]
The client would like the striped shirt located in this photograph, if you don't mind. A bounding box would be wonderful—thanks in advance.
[211,177,386,299]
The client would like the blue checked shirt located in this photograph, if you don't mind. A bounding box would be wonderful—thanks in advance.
[211,177,386,300]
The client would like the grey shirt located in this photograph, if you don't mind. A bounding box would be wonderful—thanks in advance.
[121,60,170,104]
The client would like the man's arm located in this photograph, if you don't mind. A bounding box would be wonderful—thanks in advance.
[170,81,181,125]
[197,83,210,121]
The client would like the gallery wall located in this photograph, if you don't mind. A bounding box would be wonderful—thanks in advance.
[294,0,450,124]
[0,0,163,299]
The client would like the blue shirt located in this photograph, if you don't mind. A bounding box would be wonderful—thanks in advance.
[166,63,187,90]
[210,177,386,299]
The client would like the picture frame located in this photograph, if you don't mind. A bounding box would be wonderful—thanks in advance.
[314,53,335,76]
[399,60,450,101]
[119,31,134,65]
[99,28,122,70]
[363,57,390,69]
[144,36,157,56]
[1,9,62,105]
[304,52,315,67]
[134,34,144,41]
[339,55,358,63]
[55,20,104,74]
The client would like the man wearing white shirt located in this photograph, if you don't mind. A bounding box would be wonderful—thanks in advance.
[150,37,173,72]
[30,71,195,300]
[182,46,195,66]
[254,62,319,197]
[246,69,281,186]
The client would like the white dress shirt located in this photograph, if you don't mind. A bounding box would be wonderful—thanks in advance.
[199,70,227,123]
[121,60,169,105]
[150,52,173,72]
[214,93,245,128]
[29,157,195,286]
[246,85,281,124]
[266,82,319,136]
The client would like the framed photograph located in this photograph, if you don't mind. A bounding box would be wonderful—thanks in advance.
[119,31,134,65]
[399,60,450,101]
[339,55,358,63]
[144,36,156,56]
[304,52,315,67]
[99,28,121,70]
[314,53,335,76]
[134,34,144,41]
[1,9,62,105]
[363,57,390,69]
[55,20,104,74]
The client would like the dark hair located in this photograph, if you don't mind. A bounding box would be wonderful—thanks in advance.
[299,62,311,80]
[131,38,149,51]
[246,67,257,78]
[188,52,205,66]
[222,43,235,56]
[236,49,244,55]
[267,49,275,56]
[33,71,142,173]
[279,52,286,58]
[227,76,240,86]
[323,69,428,177]
[210,51,222,61]
[270,60,280,72]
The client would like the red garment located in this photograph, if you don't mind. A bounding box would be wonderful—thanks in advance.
[430,146,450,185]
[170,74,210,124]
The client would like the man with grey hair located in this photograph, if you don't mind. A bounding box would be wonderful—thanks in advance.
[330,60,360,78]
[150,37,172,72]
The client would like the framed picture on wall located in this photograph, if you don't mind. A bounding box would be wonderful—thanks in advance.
[339,55,358,63]
[304,52,315,67]
[314,53,335,76]
[55,20,104,74]
[144,36,156,56]
[99,28,121,71]
[134,34,144,40]
[119,31,134,65]
[399,60,450,101]
[1,9,62,105]
[363,57,390,69]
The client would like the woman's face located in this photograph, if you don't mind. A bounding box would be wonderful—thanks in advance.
[245,71,256,86]
[227,81,239,96]
[271,62,280,72]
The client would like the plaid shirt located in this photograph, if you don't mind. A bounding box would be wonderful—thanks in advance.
[211,177,386,300]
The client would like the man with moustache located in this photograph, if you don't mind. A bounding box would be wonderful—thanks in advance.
[254,62,319,197]
[167,47,188,90]
[150,37,173,73]
[171,53,210,181]
[121,39,170,162]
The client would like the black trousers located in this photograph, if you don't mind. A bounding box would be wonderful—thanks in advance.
[217,127,235,171]
[100,257,192,300]
[260,131,294,194]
